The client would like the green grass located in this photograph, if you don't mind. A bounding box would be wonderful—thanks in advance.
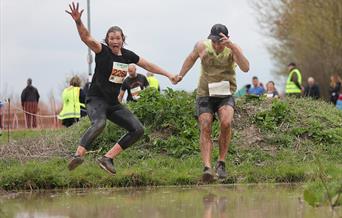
[0,157,310,190]
[304,165,342,207]
[0,146,340,190]
[0,89,341,208]
[0,129,40,144]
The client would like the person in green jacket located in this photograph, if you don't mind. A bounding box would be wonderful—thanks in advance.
[58,76,86,127]
[285,62,303,97]
[146,72,160,91]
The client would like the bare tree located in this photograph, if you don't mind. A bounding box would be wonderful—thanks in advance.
[251,0,342,98]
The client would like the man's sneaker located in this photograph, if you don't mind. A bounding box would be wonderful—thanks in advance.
[97,156,116,175]
[202,166,214,183]
[68,155,84,171]
[215,161,227,179]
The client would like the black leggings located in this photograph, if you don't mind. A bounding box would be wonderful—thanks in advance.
[80,97,144,150]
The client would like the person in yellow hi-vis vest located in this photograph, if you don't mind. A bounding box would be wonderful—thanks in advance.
[58,76,86,127]
[146,72,160,92]
[285,62,303,97]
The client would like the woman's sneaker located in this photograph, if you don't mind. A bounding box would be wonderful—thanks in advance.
[68,155,84,171]
[97,156,116,175]
[202,166,214,183]
[215,161,227,179]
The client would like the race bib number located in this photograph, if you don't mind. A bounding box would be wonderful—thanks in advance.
[208,81,232,96]
[108,62,128,84]
[266,93,273,98]
[130,86,142,100]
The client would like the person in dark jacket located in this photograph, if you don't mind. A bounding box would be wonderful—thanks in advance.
[304,77,320,99]
[21,78,40,128]
[0,100,3,131]
[118,64,149,103]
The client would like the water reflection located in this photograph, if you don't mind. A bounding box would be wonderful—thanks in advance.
[0,185,340,218]
[202,193,228,218]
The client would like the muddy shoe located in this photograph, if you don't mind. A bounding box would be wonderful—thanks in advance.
[68,155,84,171]
[215,161,227,179]
[97,156,116,175]
[202,166,214,183]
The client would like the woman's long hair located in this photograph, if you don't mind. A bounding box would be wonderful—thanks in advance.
[104,26,126,46]
[330,74,342,88]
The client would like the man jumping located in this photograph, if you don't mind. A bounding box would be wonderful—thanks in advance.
[175,24,249,182]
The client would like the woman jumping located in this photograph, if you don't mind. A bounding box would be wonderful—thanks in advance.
[66,2,176,174]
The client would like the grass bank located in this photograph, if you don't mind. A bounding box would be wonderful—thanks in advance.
[0,89,341,200]
[0,152,324,190]
[0,129,47,145]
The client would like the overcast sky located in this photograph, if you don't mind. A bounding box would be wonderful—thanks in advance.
[0,0,281,102]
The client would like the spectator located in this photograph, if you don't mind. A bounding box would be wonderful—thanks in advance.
[146,72,160,91]
[304,77,320,99]
[21,78,40,128]
[234,84,250,98]
[329,74,342,105]
[285,62,302,97]
[58,76,86,127]
[265,81,279,98]
[248,76,265,96]
[0,100,3,132]
[118,64,149,103]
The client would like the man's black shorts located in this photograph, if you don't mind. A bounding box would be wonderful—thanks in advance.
[195,96,235,118]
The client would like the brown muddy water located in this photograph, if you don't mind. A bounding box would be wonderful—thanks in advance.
[0,184,341,218]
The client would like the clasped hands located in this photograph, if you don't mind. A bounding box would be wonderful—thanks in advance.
[169,74,183,85]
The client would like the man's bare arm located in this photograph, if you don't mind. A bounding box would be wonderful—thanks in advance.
[218,33,249,72]
[177,42,202,82]
[66,2,101,54]
[231,45,249,72]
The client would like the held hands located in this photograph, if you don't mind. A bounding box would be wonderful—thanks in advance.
[65,2,84,23]
[170,74,183,85]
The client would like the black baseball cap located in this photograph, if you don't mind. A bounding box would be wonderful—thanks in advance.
[208,24,229,42]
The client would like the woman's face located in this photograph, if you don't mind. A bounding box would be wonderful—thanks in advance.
[267,82,274,91]
[330,76,334,82]
[107,31,123,54]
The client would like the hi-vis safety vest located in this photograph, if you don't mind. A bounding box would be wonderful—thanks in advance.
[58,86,83,120]
[147,76,159,90]
[286,69,302,94]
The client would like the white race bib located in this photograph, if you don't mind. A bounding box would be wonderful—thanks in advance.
[266,93,273,98]
[208,81,232,96]
[108,62,128,84]
[130,86,142,100]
